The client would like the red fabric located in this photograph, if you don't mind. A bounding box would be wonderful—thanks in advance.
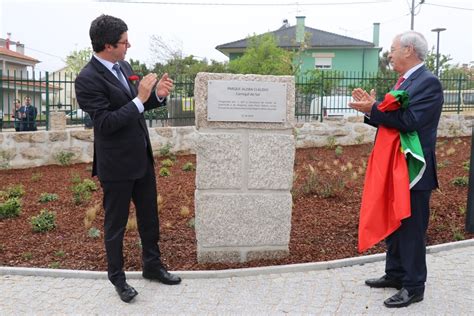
[394,76,405,89]
[357,93,411,252]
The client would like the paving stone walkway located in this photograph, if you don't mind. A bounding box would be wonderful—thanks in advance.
[1,242,473,315]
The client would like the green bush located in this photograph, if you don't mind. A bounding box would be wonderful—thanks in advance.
[72,179,97,205]
[182,162,195,172]
[159,143,172,157]
[452,176,468,187]
[4,184,25,199]
[0,198,21,219]
[87,227,101,239]
[159,167,171,177]
[335,145,343,157]
[30,209,56,233]
[161,159,174,168]
[39,193,58,203]
[55,151,75,166]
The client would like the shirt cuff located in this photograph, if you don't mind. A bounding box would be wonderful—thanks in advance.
[132,97,144,113]
[155,91,165,103]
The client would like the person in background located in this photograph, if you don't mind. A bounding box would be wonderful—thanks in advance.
[74,14,180,303]
[22,96,37,131]
[349,31,443,308]
[12,99,24,131]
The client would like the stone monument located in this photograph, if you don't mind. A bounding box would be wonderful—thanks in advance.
[194,73,296,263]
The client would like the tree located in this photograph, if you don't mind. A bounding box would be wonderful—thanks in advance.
[128,58,150,77]
[65,47,93,74]
[228,33,293,75]
[424,46,452,75]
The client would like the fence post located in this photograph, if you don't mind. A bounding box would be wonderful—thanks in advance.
[456,74,462,114]
[466,126,474,233]
[45,71,50,131]
[319,71,324,122]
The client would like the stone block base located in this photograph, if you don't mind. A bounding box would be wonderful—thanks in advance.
[197,246,289,264]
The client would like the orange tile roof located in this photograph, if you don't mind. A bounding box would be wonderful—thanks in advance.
[0,47,39,63]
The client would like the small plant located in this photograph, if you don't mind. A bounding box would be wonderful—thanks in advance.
[452,228,465,241]
[458,206,466,215]
[4,184,25,199]
[159,143,172,157]
[355,134,365,145]
[462,160,470,171]
[72,179,97,205]
[30,209,56,233]
[31,172,42,182]
[39,193,58,203]
[437,160,451,169]
[22,252,33,260]
[159,167,171,177]
[335,145,343,157]
[54,250,66,258]
[126,216,137,231]
[182,162,195,172]
[187,217,195,229]
[87,227,101,239]
[48,262,61,269]
[0,197,21,219]
[55,151,75,166]
[180,206,190,217]
[445,147,456,156]
[451,176,468,187]
[161,159,174,168]
[0,150,13,169]
[326,136,337,149]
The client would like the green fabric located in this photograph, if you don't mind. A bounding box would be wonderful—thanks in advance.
[390,90,426,189]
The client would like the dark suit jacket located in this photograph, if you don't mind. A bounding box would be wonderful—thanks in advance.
[75,57,165,181]
[367,65,443,191]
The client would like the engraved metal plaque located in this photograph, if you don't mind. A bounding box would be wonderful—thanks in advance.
[207,80,287,122]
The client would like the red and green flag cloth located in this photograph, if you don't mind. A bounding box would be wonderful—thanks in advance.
[358,90,425,252]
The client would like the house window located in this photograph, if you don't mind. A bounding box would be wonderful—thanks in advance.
[315,57,332,69]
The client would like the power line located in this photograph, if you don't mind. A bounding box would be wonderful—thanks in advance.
[424,3,473,11]
[96,0,392,6]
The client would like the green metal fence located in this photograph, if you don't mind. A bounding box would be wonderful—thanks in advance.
[0,70,472,131]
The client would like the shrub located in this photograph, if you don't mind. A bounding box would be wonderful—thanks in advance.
[4,184,25,199]
[30,209,56,233]
[22,252,33,260]
[55,151,75,166]
[48,262,61,269]
[161,159,174,168]
[462,160,470,171]
[451,176,468,187]
[159,143,172,156]
[72,179,97,205]
[335,145,343,157]
[159,167,171,177]
[326,136,336,149]
[31,172,42,182]
[87,227,101,238]
[0,198,21,219]
[55,250,66,258]
[39,193,58,203]
[182,162,195,171]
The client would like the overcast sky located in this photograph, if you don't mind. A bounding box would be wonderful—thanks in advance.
[0,0,472,72]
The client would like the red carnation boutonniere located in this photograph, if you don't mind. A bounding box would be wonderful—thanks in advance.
[128,75,140,85]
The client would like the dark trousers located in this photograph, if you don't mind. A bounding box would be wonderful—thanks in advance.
[100,160,161,286]
[385,190,431,294]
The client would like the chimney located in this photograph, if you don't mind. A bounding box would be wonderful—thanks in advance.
[296,16,306,43]
[16,42,25,55]
[372,22,380,47]
[6,32,11,49]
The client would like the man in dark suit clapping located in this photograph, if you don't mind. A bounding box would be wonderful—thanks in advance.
[349,31,444,308]
[75,15,181,303]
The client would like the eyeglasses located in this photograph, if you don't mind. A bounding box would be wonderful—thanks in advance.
[116,41,131,47]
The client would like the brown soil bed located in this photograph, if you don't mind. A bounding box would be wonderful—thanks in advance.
[0,136,472,271]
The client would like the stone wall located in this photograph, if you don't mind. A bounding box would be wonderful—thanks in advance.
[0,113,472,170]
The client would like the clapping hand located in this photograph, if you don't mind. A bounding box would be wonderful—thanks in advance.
[349,88,376,114]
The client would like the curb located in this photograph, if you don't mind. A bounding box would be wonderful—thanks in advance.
[1,239,473,280]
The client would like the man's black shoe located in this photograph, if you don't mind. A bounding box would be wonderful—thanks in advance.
[384,288,424,308]
[365,275,402,289]
[114,282,138,303]
[142,266,182,285]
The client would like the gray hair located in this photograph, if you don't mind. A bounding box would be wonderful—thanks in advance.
[398,31,429,61]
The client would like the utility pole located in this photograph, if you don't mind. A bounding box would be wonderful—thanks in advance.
[410,0,425,30]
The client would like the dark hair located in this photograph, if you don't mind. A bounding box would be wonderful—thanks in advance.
[89,15,128,53]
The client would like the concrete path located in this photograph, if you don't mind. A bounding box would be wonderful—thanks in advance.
[1,240,473,315]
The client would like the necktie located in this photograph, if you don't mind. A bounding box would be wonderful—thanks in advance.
[112,63,131,93]
[394,76,405,90]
